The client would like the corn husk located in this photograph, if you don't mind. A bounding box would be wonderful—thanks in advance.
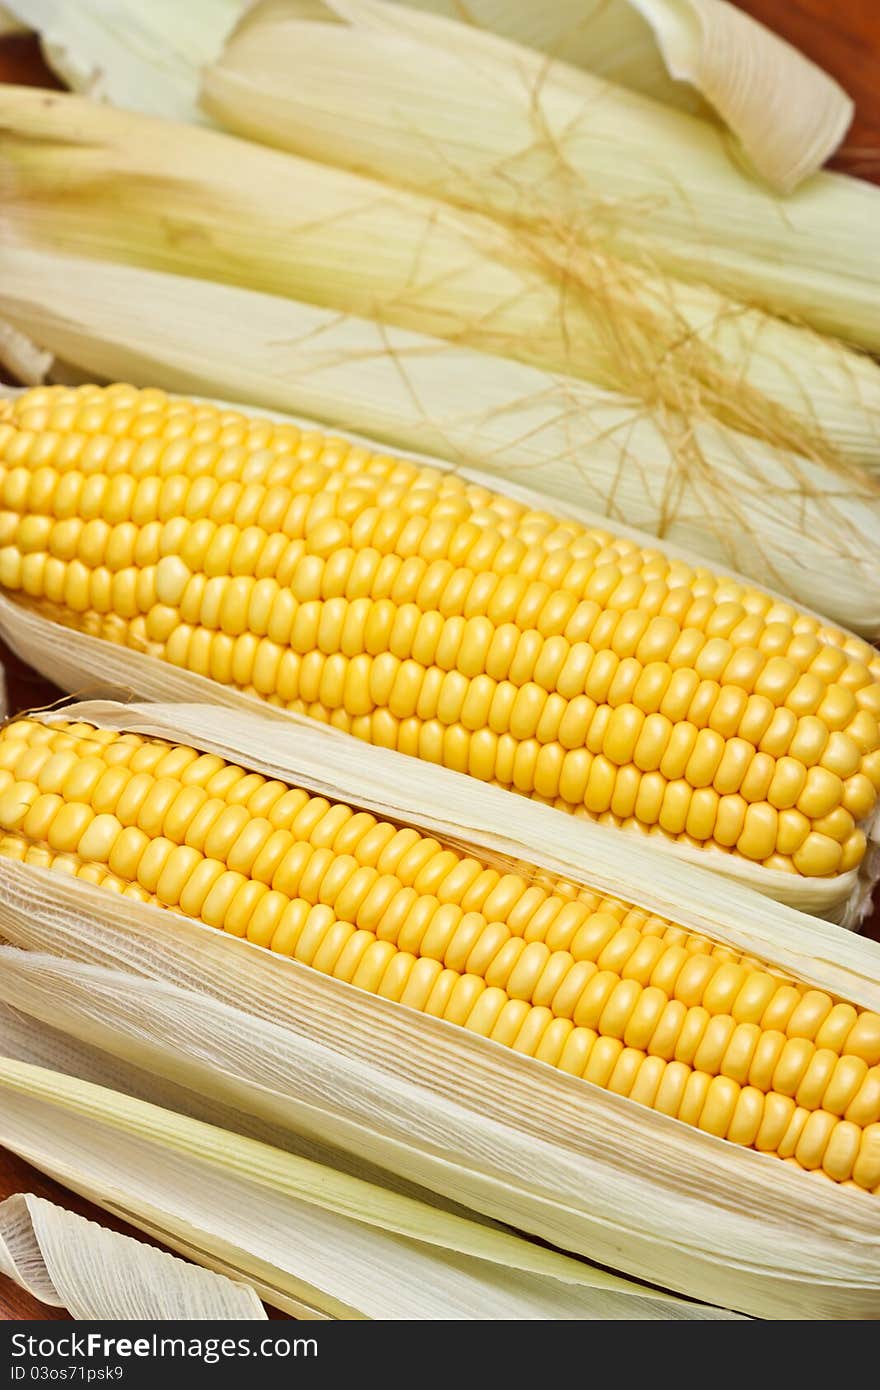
[353,0,856,193]
[0,700,878,1317]
[2,87,879,480]
[2,256,880,635]
[0,1027,731,1319]
[0,439,877,925]
[0,0,696,116]
[413,0,853,190]
[0,0,243,121]
[401,0,705,109]
[0,320,53,386]
[625,0,852,191]
[0,1191,267,1320]
[9,0,850,192]
[403,0,853,189]
[203,0,880,351]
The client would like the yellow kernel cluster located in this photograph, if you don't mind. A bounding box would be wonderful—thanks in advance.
[0,714,878,1192]
[1,383,879,880]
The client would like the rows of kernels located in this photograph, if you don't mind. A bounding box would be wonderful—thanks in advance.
[1,385,879,879]
[0,716,877,1191]
[0,830,154,901]
[5,385,877,662]
[0,717,810,984]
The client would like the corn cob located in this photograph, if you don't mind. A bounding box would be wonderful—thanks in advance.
[0,713,877,1192]
[1,383,879,884]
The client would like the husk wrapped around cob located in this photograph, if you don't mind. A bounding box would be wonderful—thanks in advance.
[2,382,880,921]
[0,698,878,1318]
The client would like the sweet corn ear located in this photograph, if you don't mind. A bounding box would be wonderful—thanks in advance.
[1,712,878,1193]
[1,383,879,884]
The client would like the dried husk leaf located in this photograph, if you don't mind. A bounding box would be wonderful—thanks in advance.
[5,0,850,184]
[0,0,243,121]
[0,1191,267,1320]
[1,257,879,635]
[623,0,851,191]
[332,0,855,188]
[203,0,880,350]
[0,1042,726,1319]
[397,0,705,109]
[3,86,879,478]
[0,0,691,118]
[399,0,853,188]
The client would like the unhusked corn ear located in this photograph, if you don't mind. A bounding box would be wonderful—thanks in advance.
[1,714,879,1193]
[1,382,879,882]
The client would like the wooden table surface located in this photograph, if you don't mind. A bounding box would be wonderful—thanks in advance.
[1,1,879,1321]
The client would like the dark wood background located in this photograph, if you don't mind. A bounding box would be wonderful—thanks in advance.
[1,0,878,1319]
